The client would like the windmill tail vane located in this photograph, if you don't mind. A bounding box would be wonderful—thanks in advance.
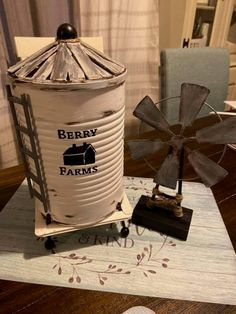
[128,82,236,190]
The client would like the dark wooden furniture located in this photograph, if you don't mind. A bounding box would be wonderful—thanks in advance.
[0,116,236,314]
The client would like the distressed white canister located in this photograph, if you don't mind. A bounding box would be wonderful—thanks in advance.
[7,24,127,226]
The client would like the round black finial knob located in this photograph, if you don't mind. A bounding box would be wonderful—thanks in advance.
[56,23,77,40]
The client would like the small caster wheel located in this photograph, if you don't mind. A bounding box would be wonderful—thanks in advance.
[44,237,56,250]
[120,227,129,238]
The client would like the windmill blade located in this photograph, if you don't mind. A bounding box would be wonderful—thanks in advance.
[179,83,210,129]
[154,153,179,189]
[188,150,228,187]
[133,96,174,135]
[128,139,166,160]
[196,116,236,144]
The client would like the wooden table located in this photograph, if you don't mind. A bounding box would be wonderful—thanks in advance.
[0,116,236,314]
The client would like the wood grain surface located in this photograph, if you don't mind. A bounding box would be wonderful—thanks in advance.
[0,115,236,314]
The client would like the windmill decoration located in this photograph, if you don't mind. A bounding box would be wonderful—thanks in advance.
[128,83,236,240]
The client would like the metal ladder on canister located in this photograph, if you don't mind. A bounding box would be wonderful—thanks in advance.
[6,85,51,224]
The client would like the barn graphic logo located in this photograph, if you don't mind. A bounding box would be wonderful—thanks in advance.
[63,142,96,166]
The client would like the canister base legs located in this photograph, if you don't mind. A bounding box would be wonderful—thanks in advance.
[41,199,131,249]
[44,236,56,251]
[46,213,52,225]
[116,201,130,238]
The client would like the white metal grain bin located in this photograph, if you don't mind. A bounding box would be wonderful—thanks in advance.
[7,24,127,226]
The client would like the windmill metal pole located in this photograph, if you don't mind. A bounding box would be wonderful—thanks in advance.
[178,148,184,196]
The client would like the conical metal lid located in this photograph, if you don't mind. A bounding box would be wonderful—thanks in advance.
[7,23,126,89]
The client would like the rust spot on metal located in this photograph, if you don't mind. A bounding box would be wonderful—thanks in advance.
[116,202,122,211]
[65,121,81,125]
[103,110,115,117]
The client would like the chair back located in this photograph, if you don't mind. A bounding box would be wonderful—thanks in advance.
[14,36,103,60]
[160,47,229,123]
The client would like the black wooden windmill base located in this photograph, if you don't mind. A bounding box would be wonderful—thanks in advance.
[131,195,193,241]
